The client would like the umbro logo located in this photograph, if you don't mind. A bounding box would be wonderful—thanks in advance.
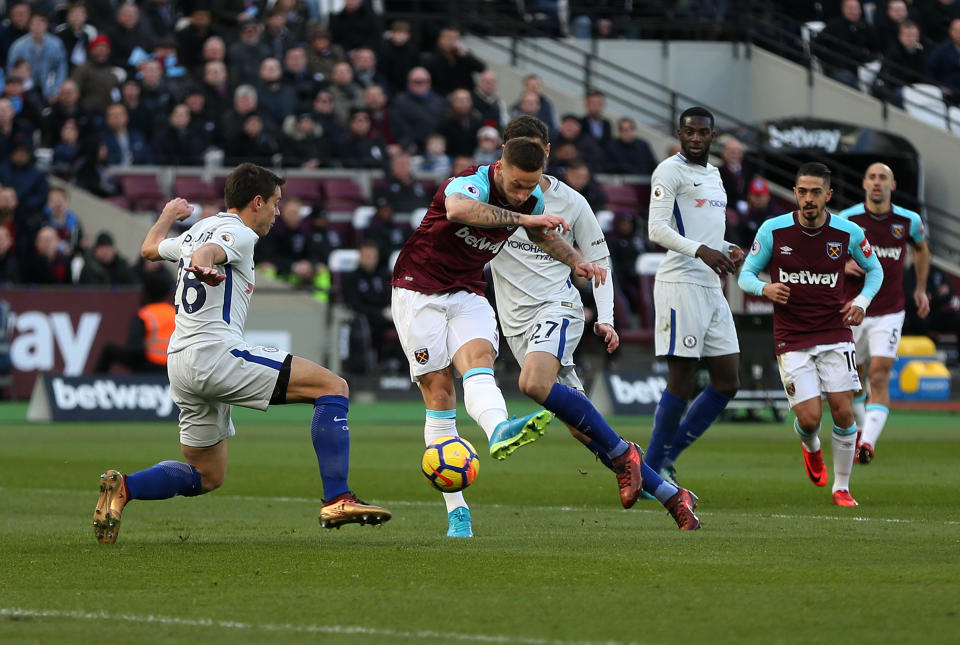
[779,246,792,255]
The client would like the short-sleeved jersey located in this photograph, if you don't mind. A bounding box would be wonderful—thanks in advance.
[837,202,925,316]
[741,211,880,354]
[158,213,259,355]
[648,153,728,287]
[490,174,609,336]
[391,164,544,296]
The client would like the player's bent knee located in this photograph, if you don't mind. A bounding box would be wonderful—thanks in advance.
[517,375,551,403]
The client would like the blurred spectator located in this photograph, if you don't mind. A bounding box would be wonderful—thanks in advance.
[562,160,607,211]
[605,212,643,316]
[921,0,960,45]
[272,0,309,42]
[451,154,473,174]
[79,230,139,285]
[94,268,174,373]
[603,117,656,175]
[51,118,80,173]
[814,0,880,89]
[875,0,917,50]
[141,0,179,41]
[71,137,120,197]
[373,151,429,212]
[225,112,279,166]
[106,3,155,69]
[55,2,96,72]
[40,78,88,146]
[197,35,227,74]
[329,0,381,53]
[260,6,296,61]
[1,137,49,215]
[580,90,612,146]
[473,125,501,166]
[718,137,753,215]
[731,176,777,248]
[70,34,119,116]
[7,12,67,100]
[153,37,188,81]
[510,91,543,123]
[2,72,43,131]
[927,18,960,101]
[183,84,220,145]
[664,142,682,159]
[341,240,393,375]
[377,20,417,96]
[364,84,404,150]
[0,188,23,254]
[511,74,558,133]
[472,69,508,128]
[414,132,451,175]
[555,114,603,171]
[44,186,83,255]
[138,58,179,134]
[350,47,387,91]
[391,67,448,152]
[227,17,269,86]
[212,0,260,43]
[306,204,340,270]
[545,140,579,177]
[328,61,364,125]
[120,79,155,142]
[178,6,218,73]
[153,103,206,165]
[305,25,345,82]
[876,20,927,107]
[281,112,331,168]
[421,26,485,95]
[102,103,153,166]
[362,197,410,263]
[904,263,960,335]
[0,226,19,283]
[257,56,296,130]
[283,46,323,110]
[309,89,347,148]
[0,3,30,68]
[201,60,231,126]
[334,108,387,168]
[22,225,70,284]
[256,196,314,284]
[437,88,484,158]
[220,83,259,142]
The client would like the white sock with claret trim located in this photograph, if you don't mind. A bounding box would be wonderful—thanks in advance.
[832,424,857,493]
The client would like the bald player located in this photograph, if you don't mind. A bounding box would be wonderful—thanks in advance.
[837,162,930,464]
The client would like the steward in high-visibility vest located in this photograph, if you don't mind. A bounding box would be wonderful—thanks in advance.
[138,301,175,366]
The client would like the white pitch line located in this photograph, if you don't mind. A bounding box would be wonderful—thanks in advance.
[3,487,957,526]
[0,607,653,645]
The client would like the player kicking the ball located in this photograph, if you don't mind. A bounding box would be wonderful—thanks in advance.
[493,116,699,529]
[738,162,883,507]
[391,137,605,537]
[94,164,390,544]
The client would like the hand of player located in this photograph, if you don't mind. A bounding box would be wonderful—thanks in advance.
[841,300,865,325]
[160,197,194,222]
[594,322,619,353]
[915,289,931,318]
[521,213,569,239]
[574,261,606,287]
[185,265,226,286]
[762,282,790,304]
[696,245,737,275]
[728,245,745,269]
[844,258,865,277]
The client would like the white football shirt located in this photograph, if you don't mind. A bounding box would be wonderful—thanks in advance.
[158,213,259,354]
[648,153,732,287]
[491,174,612,336]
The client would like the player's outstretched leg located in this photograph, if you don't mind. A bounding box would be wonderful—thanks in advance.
[423,408,473,537]
[462,367,553,460]
[312,395,391,529]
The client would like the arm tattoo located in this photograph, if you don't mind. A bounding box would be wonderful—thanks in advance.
[528,228,582,268]
[448,193,522,227]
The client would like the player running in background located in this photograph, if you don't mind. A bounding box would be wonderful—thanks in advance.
[94,164,391,544]
[738,162,883,507]
[493,115,699,529]
[837,162,930,464]
[644,107,742,487]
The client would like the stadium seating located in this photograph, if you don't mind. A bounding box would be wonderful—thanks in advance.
[322,178,366,212]
[857,60,881,94]
[602,184,640,212]
[903,84,948,130]
[282,177,325,205]
[173,176,220,203]
[118,174,166,212]
[328,248,361,303]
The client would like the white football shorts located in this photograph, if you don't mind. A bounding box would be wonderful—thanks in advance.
[853,310,905,361]
[653,280,740,358]
[168,343,289,447]
[505,305,585,391]
[776,341,861,408]
[392,287,499,382]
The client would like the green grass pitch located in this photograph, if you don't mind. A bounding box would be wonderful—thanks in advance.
[1,400,957,644]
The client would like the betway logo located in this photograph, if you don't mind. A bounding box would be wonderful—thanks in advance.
[778,268,839,288]
[873,246,902,261]
[610,374,667,405]
[455,226,505,253]
[51,378,175,417]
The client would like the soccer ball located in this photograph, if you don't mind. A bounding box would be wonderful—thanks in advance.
[421,435,479,493]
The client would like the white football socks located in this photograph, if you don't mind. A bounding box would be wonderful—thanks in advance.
[852,394,867,431]
[462,370,507,441]
[794,418,821,453]
[832,424,857,493]
[862,404,890,448]
[425,412,467,513]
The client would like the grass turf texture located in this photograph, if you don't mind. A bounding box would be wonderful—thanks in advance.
[1,401,957,645]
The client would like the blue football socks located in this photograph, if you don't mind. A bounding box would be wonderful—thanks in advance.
[665,385,731,464]
[583,439,679,504]
[126,460,203,500]
[543,383,628,459]
[645,389,687,471]
[311,395,351,501]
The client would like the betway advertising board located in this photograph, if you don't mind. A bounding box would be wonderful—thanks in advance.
[28,374,178,422]
[589,369,668,415]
